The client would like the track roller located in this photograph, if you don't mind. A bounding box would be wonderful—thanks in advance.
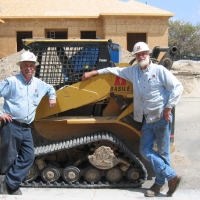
[105,167,123,183]
[126,168,140,182]
[23,163,39,182]
[41,165,60,183]
[84,166,102,183]
[62,166,80,183]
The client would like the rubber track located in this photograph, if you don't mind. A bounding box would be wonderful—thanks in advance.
[20,131,148,188]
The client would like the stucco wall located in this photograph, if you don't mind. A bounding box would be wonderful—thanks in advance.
[0,16,169,58]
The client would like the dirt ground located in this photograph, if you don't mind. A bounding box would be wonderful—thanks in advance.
[171,61,200,97]
[1,49,200,97]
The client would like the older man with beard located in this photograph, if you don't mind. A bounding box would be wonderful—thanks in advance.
[82,42,183,197]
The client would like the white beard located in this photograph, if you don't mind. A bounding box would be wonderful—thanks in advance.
[137,57,150,69]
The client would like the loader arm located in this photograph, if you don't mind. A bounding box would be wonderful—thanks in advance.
[35,74,132,119]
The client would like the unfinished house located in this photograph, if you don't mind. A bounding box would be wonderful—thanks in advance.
[0,0,174,58]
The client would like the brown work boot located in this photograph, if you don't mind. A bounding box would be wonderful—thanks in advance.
[145,183,164,197]
[167,174,182,197]
[0,175,8,194]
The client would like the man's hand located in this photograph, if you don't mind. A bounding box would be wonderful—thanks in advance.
[82,70,98,81]
[164,107,172,121]
[49,99,56,108]
[0,113,13,123]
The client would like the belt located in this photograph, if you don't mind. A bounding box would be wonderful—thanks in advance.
[12,119,30,128]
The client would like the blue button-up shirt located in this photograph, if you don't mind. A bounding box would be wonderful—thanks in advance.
[0,73,56,124]
[98,62,183,123]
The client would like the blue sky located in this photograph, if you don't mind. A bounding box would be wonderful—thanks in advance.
[122,0,200,25]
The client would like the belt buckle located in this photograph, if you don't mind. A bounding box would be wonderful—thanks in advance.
[20,122,26,127]
[18,121,25,127]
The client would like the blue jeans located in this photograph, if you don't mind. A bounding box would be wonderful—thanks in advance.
[139,114,177,186]
[0,122,35,190]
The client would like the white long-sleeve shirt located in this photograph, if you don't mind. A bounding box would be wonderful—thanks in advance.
[98,62,183,123]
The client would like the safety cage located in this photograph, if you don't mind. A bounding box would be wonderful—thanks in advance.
[22,39,119,90]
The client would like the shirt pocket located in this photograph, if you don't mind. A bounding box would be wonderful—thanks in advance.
[148,78,158,90]
[32,93,40,105]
